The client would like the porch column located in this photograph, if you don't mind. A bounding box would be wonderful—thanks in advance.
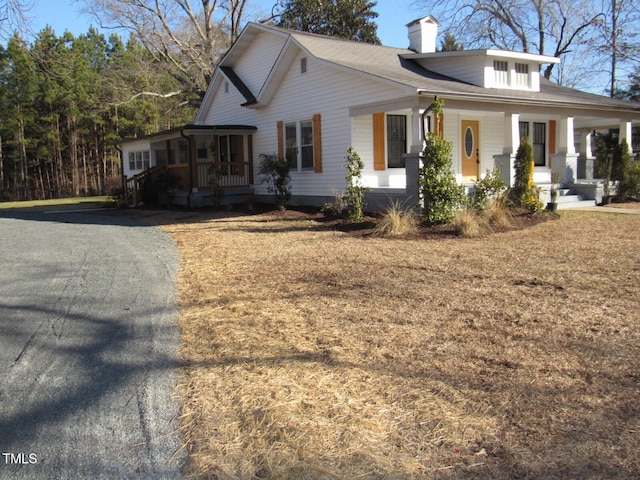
[494,113,519,187]
[578,130,595,180]
[405,107,425,206]
[619,121,632,147]
[409,107,425,153]
[551,116,579,183]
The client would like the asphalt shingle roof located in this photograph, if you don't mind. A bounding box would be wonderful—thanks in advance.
[268,25,640,115]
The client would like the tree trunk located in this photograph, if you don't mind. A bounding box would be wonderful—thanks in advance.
[610,0,618,97]
[0,135,4,200]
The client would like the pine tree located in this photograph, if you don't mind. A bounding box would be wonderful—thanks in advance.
[276,0,381,44]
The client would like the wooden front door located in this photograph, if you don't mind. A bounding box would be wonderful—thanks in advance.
[461,120,480,181]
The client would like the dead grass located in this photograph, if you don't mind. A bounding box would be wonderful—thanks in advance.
[155,208,640,479]
[373,201,419,237]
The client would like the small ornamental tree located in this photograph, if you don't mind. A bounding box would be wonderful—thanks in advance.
[345,147,368,222]
[418,99,465,225]
[511,138,543,212]
[258,153,291,209]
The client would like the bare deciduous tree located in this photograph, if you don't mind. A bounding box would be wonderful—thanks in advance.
[417,0,605,85]
[83,0,249,100]
[0,0,34,38]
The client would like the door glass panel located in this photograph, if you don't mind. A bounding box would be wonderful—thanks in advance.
[464,127,474,158]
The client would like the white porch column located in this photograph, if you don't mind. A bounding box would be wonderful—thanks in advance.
[578,130,595,180]
[405,107,425,206]
[409,107,425,153]
[619,121,632,146]
[504,113,520,155]
[558,116,576,154]
[494,113,519,187]
[552,116,579,183]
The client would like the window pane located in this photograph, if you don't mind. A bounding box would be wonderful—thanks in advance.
[129,152,136,171]
[519,122,529,141]
[300,121,313,169]
[301,122,313,146]
[387,115,406,168]
[464,127,474,158]
[285,123,297,168]
[533,122,546,166]
[136,151,143,170]
[301,146,314,169]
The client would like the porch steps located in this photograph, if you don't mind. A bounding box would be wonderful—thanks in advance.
[555,188,597,210]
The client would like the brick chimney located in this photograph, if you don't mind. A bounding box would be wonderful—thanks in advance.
[407,16,440,54]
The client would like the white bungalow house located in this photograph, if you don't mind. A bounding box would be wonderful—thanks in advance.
[120,16,640,209]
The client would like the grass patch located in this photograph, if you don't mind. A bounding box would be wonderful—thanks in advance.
[155,209,640,479]
[0,196,109,210]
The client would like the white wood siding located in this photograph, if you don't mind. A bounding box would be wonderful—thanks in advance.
[416,56,487,87]
[121,140,153,178]
[253,53,407,196]
[233,31,287,99]
[203,81,257,126]
[201,44,408,197]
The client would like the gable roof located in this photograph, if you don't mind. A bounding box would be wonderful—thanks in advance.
[195,22,640,122]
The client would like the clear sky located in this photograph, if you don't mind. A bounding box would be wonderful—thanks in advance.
[28,0,425,48]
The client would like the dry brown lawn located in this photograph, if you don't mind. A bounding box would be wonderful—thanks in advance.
[152,207,639,479]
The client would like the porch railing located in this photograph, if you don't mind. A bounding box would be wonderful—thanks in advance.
[124,165,166,205]
[197,161,252,189]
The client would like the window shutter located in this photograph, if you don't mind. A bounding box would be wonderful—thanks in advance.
[549,120,556,169]
[313,114,322,173]
[277,121,283,158]
[373,112,385,171]
[437,113,444,137]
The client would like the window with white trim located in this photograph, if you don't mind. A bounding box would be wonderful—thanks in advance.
[284,120,314,171]
[519,121,546,166]
[387,114,407,168]
[128,150,150,172]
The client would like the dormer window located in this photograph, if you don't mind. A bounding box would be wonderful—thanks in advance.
[494,60,509,86]
[515,63,529,87]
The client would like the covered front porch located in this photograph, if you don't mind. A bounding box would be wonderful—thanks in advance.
[349,94,637,209]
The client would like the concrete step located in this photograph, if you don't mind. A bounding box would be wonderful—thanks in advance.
[556,197,597,209]
[552,188,596,209]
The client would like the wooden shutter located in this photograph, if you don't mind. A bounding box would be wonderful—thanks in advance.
[277,121,284,158]
[373,112,385,171]
[548,120,556,169]
[436,113,444,137]
[313,114,322,173]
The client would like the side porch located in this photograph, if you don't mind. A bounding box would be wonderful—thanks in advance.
[121,125,257,208]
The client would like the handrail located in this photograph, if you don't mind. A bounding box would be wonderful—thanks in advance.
[124,165,166,206]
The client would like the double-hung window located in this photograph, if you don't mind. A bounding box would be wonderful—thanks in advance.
[519,121,547,166]
[128,150,150,172]
[387,114,407,168]
[284,120,314,171]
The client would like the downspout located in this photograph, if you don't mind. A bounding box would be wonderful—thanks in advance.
[115,144,125,201]
[419,93,438,141]
[181,129,194,208]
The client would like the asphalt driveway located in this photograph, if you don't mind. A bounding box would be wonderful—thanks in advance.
[0,209,184,479]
